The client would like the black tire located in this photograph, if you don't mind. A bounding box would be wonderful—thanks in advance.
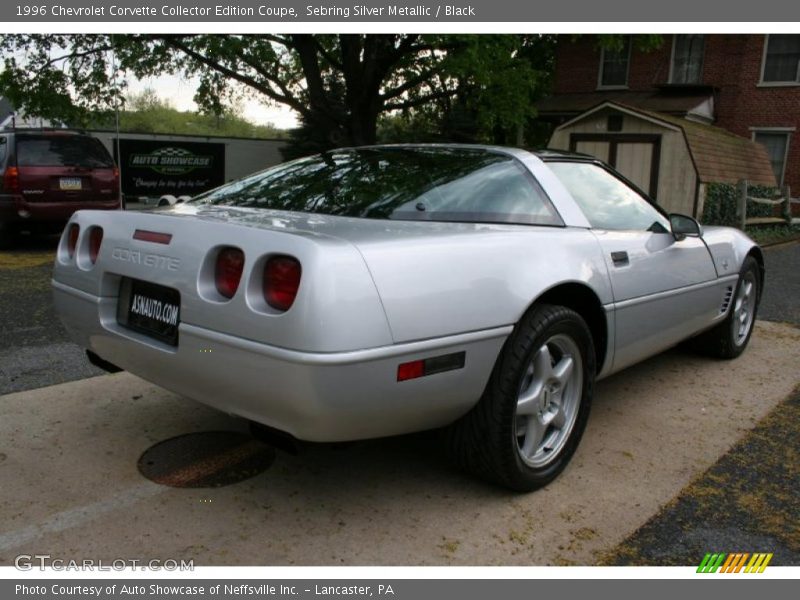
[0,222,18,250]
[446,304,595,492]
[690,256,760,359]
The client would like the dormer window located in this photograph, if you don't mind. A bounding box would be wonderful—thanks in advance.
[670,35,705,84]
[599,37,631,88]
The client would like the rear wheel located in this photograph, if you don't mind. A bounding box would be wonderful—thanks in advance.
[446,304,595,492]
[691,256,760,359]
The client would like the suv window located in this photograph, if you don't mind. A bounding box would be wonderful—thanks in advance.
[0,137,7,166]
[547,161,669,232]
[16,134,114,168]
[194,147,564,226]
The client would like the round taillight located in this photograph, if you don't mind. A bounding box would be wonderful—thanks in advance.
[67,224,80,258]
[88,227,103,264]
[215,247,245,299]
[264,256,301,312]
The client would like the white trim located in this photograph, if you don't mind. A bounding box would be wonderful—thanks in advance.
[751,128,792,186]
[597,37,632,89]
[759,33,800,85]
[759,34,771,83]
[668,34,678,84]
[748,126,796,132]
[756,82,800,88]
[554,102,682,133]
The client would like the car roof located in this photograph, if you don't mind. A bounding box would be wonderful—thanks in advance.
[333,143,598,163]
[530,148,597,162]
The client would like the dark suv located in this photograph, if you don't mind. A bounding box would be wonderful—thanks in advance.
[0,129,121,248]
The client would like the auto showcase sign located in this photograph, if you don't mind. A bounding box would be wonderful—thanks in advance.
[118,139,225,196]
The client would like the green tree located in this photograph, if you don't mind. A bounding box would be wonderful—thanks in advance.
[101,88,285,138]
[0,34,553,152]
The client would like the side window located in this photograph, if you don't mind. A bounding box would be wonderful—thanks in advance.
[761,34,800,83]
[546,161,670,232]
[0,137,7,166]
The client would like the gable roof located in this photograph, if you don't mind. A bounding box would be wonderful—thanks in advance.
[537,90,713,119]
[555,101,777,187]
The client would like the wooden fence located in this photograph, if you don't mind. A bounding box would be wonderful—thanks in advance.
[737,180,800,229]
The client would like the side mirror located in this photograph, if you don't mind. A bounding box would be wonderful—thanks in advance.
[669,213,703,241]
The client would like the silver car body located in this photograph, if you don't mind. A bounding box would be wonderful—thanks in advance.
[52,146,760,442]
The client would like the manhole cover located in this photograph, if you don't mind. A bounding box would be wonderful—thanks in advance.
[138,431,275,488]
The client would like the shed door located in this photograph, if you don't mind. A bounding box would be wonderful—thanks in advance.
[574,140,610,164]
[571,134,661,200]
[615,142,653,194]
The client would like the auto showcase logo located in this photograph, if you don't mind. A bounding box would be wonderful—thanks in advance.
[697,552,773,573]
[129,147,213,175]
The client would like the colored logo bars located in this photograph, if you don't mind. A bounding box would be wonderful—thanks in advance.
[697,552,773,573]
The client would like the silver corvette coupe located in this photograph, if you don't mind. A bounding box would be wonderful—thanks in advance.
[52,145,763,491]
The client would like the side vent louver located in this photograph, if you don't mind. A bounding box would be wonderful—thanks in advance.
[720,286,734,314]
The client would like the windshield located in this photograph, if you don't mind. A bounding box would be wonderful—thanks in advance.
[16,134,114,168]
[192,147,563,226]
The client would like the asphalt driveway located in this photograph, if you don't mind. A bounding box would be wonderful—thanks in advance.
[758,240,800,325]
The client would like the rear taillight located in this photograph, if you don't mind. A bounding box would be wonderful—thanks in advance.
[215,247,245,299]
[3,166,19,193]
[67,224,80,258]
[88,227,103,264]
[264,256,302,312]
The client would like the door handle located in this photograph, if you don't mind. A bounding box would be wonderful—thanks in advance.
[611,251,629,266]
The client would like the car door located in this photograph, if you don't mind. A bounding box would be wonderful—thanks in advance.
[546,160,721,372]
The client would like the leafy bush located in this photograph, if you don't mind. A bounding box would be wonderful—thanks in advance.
[702,182,779,227]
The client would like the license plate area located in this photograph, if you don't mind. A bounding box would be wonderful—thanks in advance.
[117,278,180,346]
[59,177,83,191]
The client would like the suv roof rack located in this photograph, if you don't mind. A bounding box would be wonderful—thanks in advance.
[0,126,88,135]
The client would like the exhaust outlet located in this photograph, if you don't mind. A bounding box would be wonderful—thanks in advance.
[86,350,123,373]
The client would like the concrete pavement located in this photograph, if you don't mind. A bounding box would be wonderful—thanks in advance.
[1,321,798,566]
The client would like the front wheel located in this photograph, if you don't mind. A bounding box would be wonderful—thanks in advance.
[446,304,595,492]
[691,255,760,359]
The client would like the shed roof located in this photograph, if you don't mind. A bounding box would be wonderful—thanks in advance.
[556,102,777,187]
[537,91,713,117]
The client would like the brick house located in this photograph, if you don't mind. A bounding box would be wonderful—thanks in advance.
[538,34,800,217]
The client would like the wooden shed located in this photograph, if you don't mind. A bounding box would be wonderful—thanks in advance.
[547,102,777,218]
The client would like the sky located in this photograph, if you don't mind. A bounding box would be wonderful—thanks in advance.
[125,72,300,130]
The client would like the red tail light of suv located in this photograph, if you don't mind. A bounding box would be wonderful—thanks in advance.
[0,129,121,248]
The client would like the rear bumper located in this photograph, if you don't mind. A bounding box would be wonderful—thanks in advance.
[53,279,509,441]
[0,196,120,225]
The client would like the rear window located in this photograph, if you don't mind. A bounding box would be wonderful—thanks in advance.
[16,134,114,168]
[192,147,563,226]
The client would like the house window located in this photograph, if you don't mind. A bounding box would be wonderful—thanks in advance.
[671,35,705,84]
[762,35,800,83]
[753,131,791,185]
[599,37,631,88]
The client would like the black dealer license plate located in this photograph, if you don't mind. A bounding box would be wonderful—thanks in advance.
[117,278,181,346]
